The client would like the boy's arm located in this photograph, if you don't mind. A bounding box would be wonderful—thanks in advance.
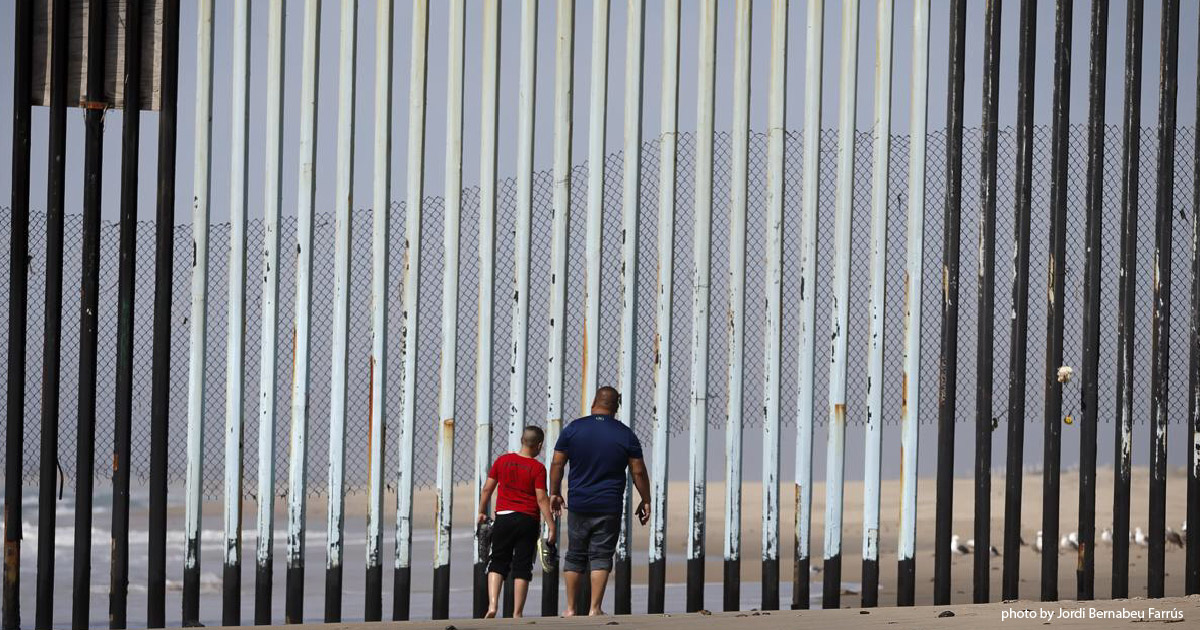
[477,477,498,523]
[534,488,556,544]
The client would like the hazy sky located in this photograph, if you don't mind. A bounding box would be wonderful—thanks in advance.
[0,0,1197,225]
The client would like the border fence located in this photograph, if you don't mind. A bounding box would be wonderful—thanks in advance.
[3,0,1200,628]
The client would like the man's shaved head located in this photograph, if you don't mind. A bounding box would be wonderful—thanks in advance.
[592,386,621,415]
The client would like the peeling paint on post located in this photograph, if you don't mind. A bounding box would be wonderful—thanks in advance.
[394,0,428,620]
[615,0,644,615]
[433,0,465,619]
[510,0,538,459]
[286,0,322,621]
[792,0,822,611]
[364,0,394,621]
[1002,0,1037,603]
[1147,0,1180,601]
[973,0,1001,605]
[725,0,752,614]
[896,0,927,608]
[221,0,251,623]
[1040,0,1073,603]
[1111,7,1143,600]
[760,0,788,612]
[542,0,573,616]
[474,0,499,619]
[861,0,893,609]
[1076,0,1108,603]
[823,0,856,611]
[254,0,286,623]
[325,0,357,620]
[686,0,715,615]
[583,0,609,414]
[933,0,966,607]
[182,0,214,624]
[649,0,680,614]
[1111,0,1140,563]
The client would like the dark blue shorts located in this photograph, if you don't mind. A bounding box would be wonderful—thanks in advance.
[563,512,621,573]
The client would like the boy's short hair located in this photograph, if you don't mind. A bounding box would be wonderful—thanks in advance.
[521,425,545,447]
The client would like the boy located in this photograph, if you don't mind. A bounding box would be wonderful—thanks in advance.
[477,425,556,618]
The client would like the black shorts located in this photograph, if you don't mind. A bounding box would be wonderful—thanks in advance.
[563,512,621,573]
[486,512,539,581]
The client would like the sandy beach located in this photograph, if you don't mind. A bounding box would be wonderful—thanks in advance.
[12,466,1194,625]
[242,595,1200,630]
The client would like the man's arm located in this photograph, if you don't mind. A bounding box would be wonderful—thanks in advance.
[477,477,498,523]
[549,450,568,516]
[629,457,651,526]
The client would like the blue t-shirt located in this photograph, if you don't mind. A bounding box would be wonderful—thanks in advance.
[554,414,643,514]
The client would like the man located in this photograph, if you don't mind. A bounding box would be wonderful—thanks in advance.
[549,386,651,617]
[476,425,556,618]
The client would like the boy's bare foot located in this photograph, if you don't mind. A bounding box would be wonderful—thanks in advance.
[588,608,606,616]
[484,608,497,619]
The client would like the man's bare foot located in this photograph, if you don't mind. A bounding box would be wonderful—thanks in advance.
[588,608,606,616]
[562,609,576,618]
[484,608,497,619]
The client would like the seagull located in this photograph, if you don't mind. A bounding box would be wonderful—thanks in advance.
[1068,531,1079,547]
[1134,527,1148,547]
[989,544,1001,557]
[1060,534,1079,552]
[1019,535,1029,547]
[1100,527,1113,545]
[965,538,976,554]
[1034,530,1044,554]
[1166,527,1184,548]
[950,534,971,555]
[1182,521,1188,543]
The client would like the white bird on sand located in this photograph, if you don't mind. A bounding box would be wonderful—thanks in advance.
[1182,521,1188,543]
[950,534,971,555]
[1166,527,1184,548]
[965,538,976,553]
[1100,527,1113,545]
[1034,530,1044,554]
[1060,534,1079,552]
[1134,527,1148,547]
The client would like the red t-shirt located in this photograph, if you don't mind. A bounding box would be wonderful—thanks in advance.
[488,453,547,516]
